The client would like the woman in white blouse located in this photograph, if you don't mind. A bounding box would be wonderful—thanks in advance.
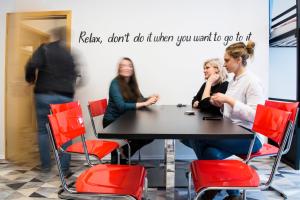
[190,41,265,200]
[211,41,265,149]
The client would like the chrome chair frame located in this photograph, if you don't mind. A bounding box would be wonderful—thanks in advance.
[46,123,148,200]
[188,120,294,200]
[88,103,131,164]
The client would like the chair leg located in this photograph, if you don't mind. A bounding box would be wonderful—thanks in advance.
[188,172,192,200]
[138,150,141,162]
[144,177,148,200]
[242,190,246,200]
[116,149,121,164]
[269,185,288,199]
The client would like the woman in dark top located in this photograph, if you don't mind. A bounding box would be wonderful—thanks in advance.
[181,58,229,167]
[192,58,228,115]
[103,57,158,163]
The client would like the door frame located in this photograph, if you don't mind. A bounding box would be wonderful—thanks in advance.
[4,10,72,159]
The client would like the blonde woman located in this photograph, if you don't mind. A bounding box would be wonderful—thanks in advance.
[192,58,228,115]
[182,58,228,164]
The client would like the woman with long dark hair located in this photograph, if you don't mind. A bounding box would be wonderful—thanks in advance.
[103,57,158,163]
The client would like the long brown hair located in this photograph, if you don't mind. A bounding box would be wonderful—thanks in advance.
[116,57,143,101]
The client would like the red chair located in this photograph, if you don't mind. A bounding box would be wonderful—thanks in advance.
[239,100,298,198]
[46,107,147,200]
[49,101,120,166]
[88,99,131,164]
[188,104,292,200]
[241,100,299,162]
[50,101,81,114]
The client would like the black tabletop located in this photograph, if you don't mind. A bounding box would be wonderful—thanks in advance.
[99,105,253,140]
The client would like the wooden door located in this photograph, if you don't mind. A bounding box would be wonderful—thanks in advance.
[5,11,71,165]
[6,14,50,164]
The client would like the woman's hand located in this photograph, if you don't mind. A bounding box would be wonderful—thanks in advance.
[193,101,199,108]
[145,95,159,106]
[210,92,236,108]
[207,74,220,85]
[136,95,159,108]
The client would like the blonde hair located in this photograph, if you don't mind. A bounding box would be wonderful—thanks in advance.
[203,58,228,83]
[225,41,255,66]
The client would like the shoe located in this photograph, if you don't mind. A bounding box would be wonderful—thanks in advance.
[223,195,242,200]
[37,165,51,173]
[120,158,128,164]
[200,190,220,200]
[185,171,189,180]
[63,170,73,178]
[41,168,51,173]
[111,151,119,164]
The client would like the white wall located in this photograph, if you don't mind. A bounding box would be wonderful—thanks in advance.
[1,0,269,160]
[0,1,16,159]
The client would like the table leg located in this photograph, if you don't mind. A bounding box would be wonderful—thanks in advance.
[165,139,175,199]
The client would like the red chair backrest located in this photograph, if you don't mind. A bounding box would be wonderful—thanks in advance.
[50,101,81,114]
[48,106,86,148]
[252,104,291,146]
[265,100,299,123]
[88,99,108,117]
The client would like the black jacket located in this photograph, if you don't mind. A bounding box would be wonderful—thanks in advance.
[192,81,228,116]
[25,41,78,97]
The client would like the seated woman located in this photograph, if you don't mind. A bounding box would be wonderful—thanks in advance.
[182,58,228,155]
[189,41,265,200]
[192,58,228,115]
[103,57,158,164]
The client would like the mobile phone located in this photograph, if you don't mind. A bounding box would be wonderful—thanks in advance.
[202,116,222,120]
[184,111,195,115]
[177,103,186,107]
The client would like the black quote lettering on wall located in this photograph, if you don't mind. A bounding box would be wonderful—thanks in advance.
[78,31,253,46]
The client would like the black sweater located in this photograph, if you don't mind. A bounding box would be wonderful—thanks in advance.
[192,81,228,116]
[25,41,78,98]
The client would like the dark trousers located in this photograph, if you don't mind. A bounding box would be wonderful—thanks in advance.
[35,93,72,172]
[103,118,154,163]
[181,137,262,196]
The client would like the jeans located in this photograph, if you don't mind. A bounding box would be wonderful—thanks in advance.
[181,137,262,196]
[35,93,73,172]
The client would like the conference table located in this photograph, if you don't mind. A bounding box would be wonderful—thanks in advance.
[100,105,254,199]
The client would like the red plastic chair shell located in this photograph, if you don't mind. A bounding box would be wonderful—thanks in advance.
[50,101,80,114]
[88,99,108,117]
[239,143,279,160]
[191,160,260,192]
[76,164,146,200]
[66,140,119,159]
[252,104,291,145]
[48,107,119,158]
[265,100,299,123]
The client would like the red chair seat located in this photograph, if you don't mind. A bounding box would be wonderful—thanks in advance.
[76,164,146,200]
[66,140,119,159]
[191,160,260,193]
[239,143,279,160]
